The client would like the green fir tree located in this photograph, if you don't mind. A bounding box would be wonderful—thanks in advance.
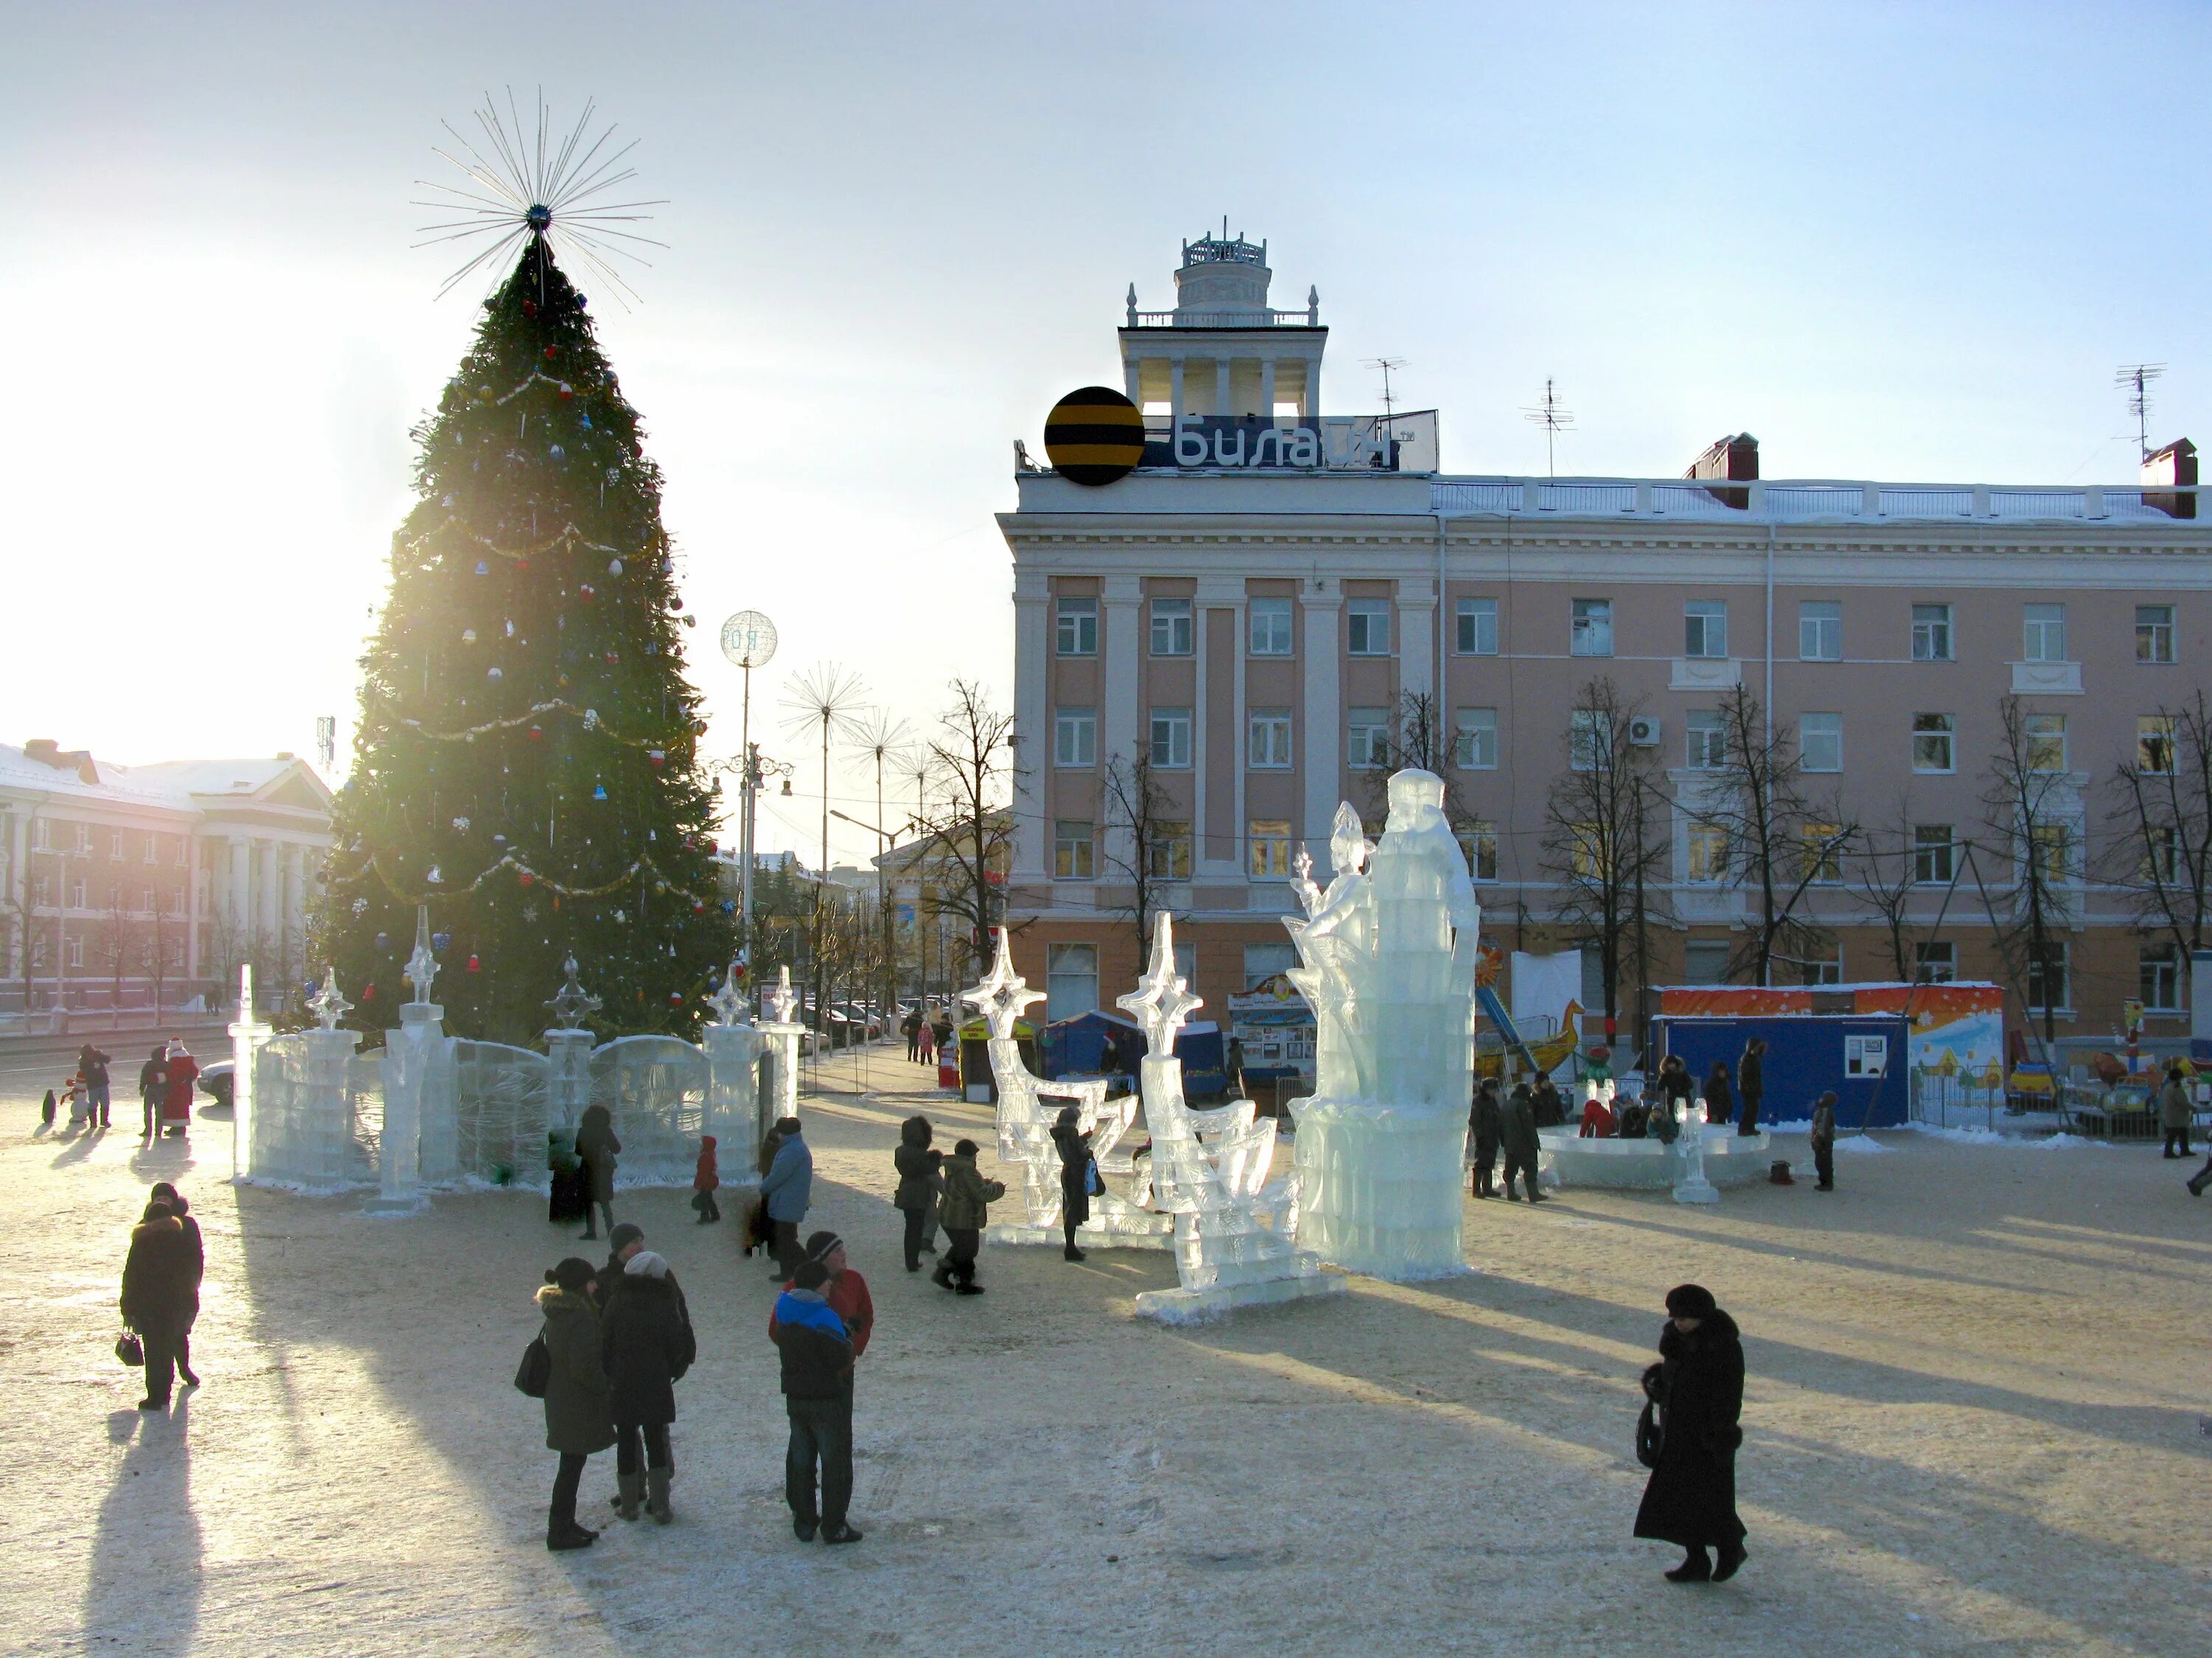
[321,239,734,1042]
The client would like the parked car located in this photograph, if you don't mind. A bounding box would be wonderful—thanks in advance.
[198,1061,234,1111]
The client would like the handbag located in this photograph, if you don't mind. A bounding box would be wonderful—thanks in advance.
[514,1329,551,1398]
[1635,1400,1663,1469]
[116,1331,145,1368]
[1085,1157,1104,1197]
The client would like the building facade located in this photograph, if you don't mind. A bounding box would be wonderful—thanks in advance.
[0,739,335,1023]
[999,232,2212,1049]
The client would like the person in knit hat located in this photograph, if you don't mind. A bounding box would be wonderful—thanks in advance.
[771,1259,859,1544]
[1633,1283,1748,1584]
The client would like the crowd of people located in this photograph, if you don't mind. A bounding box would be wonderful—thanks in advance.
[43,1039,201,1140]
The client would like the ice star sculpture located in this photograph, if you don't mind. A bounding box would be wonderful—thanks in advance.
[765,964,799,1026]
[1284,771,1478,1281]
[959,929,1166,1247]
[545,955,602,1029]
[1126,914,1340,1323]
[403,905,439,1006]
[705,960,751,1027]
[307,966,353,1032]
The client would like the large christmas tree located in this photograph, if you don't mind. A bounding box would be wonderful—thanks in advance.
[322,237,734,1042]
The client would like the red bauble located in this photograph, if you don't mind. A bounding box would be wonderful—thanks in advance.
[604,650,619,665]
[669,992,684,1006]
[691,899,704,913]
[557,382,574,400]
[543,345,557,361]
[361,984,376,1001]
[648,750,665,767]
[518,871,535,887]
[522,299,538,318]
[579,584,596,601]
[466,953,481,972]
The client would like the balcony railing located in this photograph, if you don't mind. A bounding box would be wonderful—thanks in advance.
[1124,307,1321,328]
[1428,477,2209,524]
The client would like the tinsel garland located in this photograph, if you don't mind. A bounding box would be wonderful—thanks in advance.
[400,516,627,564]
[394,695,698,748]
[341,848,712,907]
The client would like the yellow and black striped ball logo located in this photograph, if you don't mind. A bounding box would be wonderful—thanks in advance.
[1044,386,1145,486]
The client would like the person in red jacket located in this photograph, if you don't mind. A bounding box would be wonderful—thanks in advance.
[771,1230,872,1356]
[769,1230,872,1544]
[691,1135,720,1225]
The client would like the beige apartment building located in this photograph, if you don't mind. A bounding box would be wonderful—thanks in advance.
[998,231,2212,1048]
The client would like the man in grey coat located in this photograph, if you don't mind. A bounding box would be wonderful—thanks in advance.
[1500,1081,1545,1202]
[758,1117,813,1279]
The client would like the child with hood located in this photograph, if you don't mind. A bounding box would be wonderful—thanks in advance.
[691,1135,720,1224]
[892,1115,944,1272]
[931,1138,1005,1295]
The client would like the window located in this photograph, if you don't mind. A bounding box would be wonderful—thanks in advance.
[1052,708,1096,767]
[2138,716,2176,773]
[1147,821,1193,880]
[1686,710,1727,770]
[2137,604,2176,664]
[1800,943,1844,986]
[1150,706,1192,768]
[1457,821,1499,881]
[1054,596,1096,657]
[1150,597,1193,657]
[1800,712,1843,773]
[30,876,49,907]
[1912,602,1954,662]
[173,836,188,868]
[2140,942,2182,1011]
[141,888,155,915]
[1455,597,1498,655]
[1684,600,1728,659]
[2023,603,2067,663]
[1569,708,1612,772]
[1687,821,1730,885]
[2029,820,2074,882]
[1915,941,1957,984]
[30,819,49,850]
[1248,708,1293,768]
[1347,707,1392,767]
[108,831,123,862]
[1913,825,1955,885]
[1248,818,1291,878]
[1243,941,1295,989]
[66,936,83,969]
[1249,597,1294,656]
[72,824,89,854]
[1913,712,1955,773]
[1568,822,1610,879]
[1174,941,1197,986]
[2145,825,2182,885]
[1046,943,1099,1020]
[1571,598,1613,657]
[1683,940,1731,985]
[142,835,157,865]
[1801,824,1844,885]
[1346,600,1391,656]
[1454,708,1498,770]
[69,879,86,910]
[2025,942,2070,1012]
[2025,713,2067,773]
[1054,821,1094,879]
[1799,601,1843,661]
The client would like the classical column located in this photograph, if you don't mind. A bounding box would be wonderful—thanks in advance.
[1260,358,1277,417]
[184,838,201,983]
[1196,575,1245,877]
[228,837,249,938]
[1100,574,1144,877]
[259,839,281,956]
[1011,572,1050,880]
[1301,588,1344,867]
[5,810,25,981]
[1397,577,1438,714]
[282,843,304,984]
[1169,357,1186,417]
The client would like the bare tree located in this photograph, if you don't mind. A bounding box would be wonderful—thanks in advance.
[1537,678,1669,1048]
[1100,748,1183,966]
[1848,800,1927,983]
[1983,693,2079,1042]
[1705,685,1858,985]
[913,679,1018,981]
[2109,689,2212,961]
[1360,690,1470,824]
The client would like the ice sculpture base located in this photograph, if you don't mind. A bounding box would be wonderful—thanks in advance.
[1291,1098,1469,1281]
[1538,1126,1771,1192]
[986,1216,1173,1250]
[363,1193,429,1216]
[1673,1174,1721,1206]
[1135,1267,1349,1325]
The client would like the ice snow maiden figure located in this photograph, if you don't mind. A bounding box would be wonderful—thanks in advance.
[536,1256,614,1551]
[1633,1283,1748,1584]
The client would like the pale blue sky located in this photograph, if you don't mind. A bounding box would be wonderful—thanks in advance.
[4,1,2206,863]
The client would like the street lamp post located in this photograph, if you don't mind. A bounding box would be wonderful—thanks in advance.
[718,611,779,986]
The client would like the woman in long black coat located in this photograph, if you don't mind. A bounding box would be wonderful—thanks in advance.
[1703,1061,1734,1131]
[1634,1283,1748,1582]
[1049,1104,1096,1263]
[573,1104,619,1241]
[599,1250,695,1525]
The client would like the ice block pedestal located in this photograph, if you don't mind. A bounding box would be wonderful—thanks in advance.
[1290,1101,1470,1279]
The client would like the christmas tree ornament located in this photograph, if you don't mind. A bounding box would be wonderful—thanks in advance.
[474,560,490,576]
[433,932,452,950]
[614,909,626,922]
[648,749,665,767]
[582,708,601,729]
[453,816,471,832]
[603,650,619,664]
[352,897,370,916]
[669,991,684,1006]
[493,833,507,844]
[375,933,391,950]
[543,344,557,361]
[557,380,571,399]
[363,984,377,1001]
[427,866,443,884]
[466,953,481,972]
[522,299,538,318]
[487,666,503,681]
[608,558,623,576]
[682,614,695,627]
[526,725,543,742]
[720,899,736,915]
[580,413,593,431]
[519,871,535,887]
[462,628,477,644]
[593,784,608,801]
[549,445,566,461]
[580,583,596,600]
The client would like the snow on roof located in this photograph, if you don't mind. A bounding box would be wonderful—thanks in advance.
[0,741,330,815]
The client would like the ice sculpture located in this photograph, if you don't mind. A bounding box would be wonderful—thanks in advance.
[1284,773,1477,1280]
[1126,915,1343,1322]
[369,911,449,1213]
[960,930,1170,1249]
[1672,1097,1720,1206]
[757,966,807,1128]
[227,963,272,1182]
[703,961,772,1157]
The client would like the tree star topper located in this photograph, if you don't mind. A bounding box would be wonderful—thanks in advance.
[414,88,667,304]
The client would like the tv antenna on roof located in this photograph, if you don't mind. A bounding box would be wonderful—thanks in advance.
[1523,377,1576,478]
[2116,363,2167,461]
[1364,358,1407,422]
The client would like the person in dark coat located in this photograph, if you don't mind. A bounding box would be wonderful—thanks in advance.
[138,1048,167,1143]
[931,1139,1005,1294]
[893,1115,944,1272]
[1704,1060,1734,1133]
[758,1117,813,1279]
[536,1256,614,1550]
[80,1044,112,1128]
[1500,1082,1545,1202]
[771,1258,859,1543]
[902,1008,923,1062]
[573,1104,619,1241]
[1634,1283,1748,1583]
[1736,1038,1766,1135]
[598,1248,695,1525]
[1469,1079,1503,1197]
[1655,1053,1694,1117]
[1050,1104,1097,1261]
[143,1183,204,1387]
[1809,1090,1837,1191]
[1529,1070,1566,1129]
[119,1199,199,1410]
[2157,1064,2194,1158]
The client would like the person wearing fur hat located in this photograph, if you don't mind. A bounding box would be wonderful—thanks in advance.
[771,1259,859,1543]
[142,1184,204,1388]
[1633,1283,1748,1584]
[598,1247,695,1525]
[932,1138,1005,1295]
[1050,1104,1098,1261]
[535,1257,614,1550]
[119,1196,198,1410]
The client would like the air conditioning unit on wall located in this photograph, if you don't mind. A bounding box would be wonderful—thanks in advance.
[1627,716,1663,747]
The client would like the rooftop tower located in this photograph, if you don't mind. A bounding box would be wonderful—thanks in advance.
[1121,226,1326,419]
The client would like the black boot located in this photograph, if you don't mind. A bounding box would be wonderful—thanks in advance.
[1711,1541,1747,1581]
[1665,1546,1712,1583]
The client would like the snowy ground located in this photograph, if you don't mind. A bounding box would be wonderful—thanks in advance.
[4,1042,2209,1658]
